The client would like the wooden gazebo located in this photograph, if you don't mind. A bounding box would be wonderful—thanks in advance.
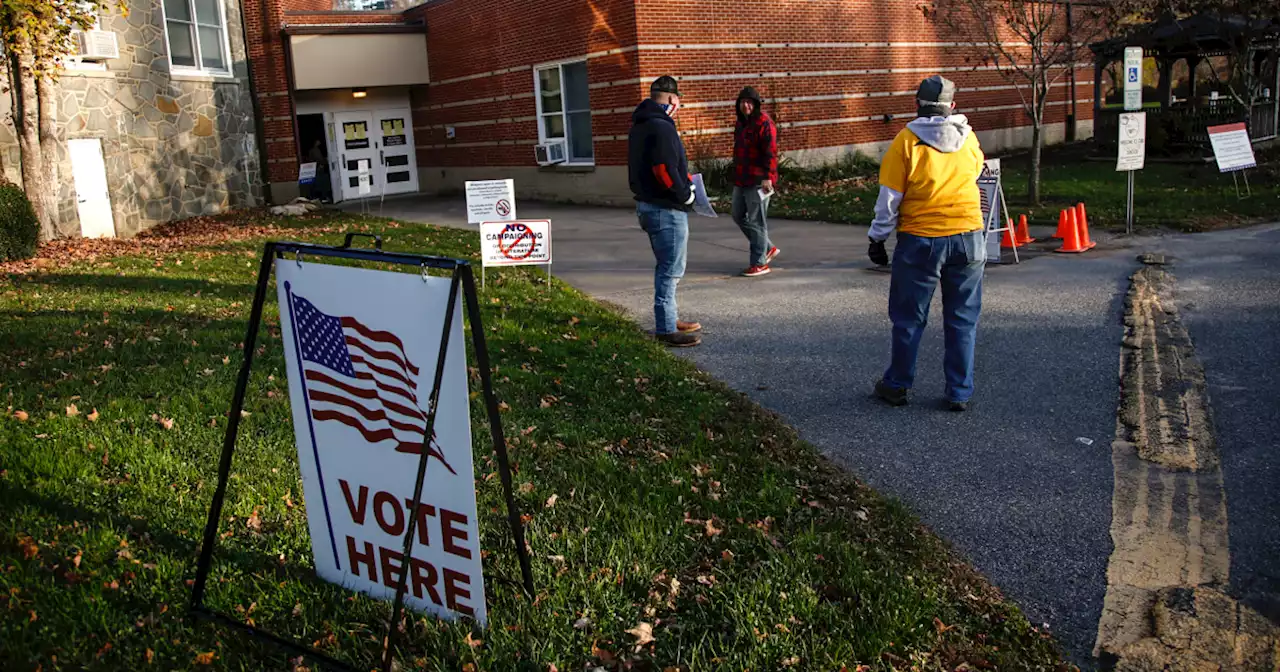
[1090,13,1279,151]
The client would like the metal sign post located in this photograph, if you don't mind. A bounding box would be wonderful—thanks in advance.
[189,234,534,672]
[1121,47,1144,235]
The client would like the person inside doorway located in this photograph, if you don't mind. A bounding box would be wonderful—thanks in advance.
[307,139,332,203]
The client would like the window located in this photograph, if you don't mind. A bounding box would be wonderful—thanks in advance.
[535,61,593,164]
[162,0,230,73]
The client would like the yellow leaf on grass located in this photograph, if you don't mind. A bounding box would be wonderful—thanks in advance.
[13,410,29,422]
[704,519,723,537]
[518,482,535,495]
[626,622,655,649]
[145,648,154,664]
[87,409,100,422]
[246,510,262,531]
[194,651,215,665]
[66,404,80,417]
[544,494,558,508]
[465,632,483,648]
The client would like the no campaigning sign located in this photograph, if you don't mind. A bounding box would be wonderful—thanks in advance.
[481,220,552,267]
[275,260,487,625]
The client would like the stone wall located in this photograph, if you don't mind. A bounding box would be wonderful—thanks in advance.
[0,0,261,238]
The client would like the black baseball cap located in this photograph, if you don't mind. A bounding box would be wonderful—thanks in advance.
[650,75,681,96]
[916,75,956,104]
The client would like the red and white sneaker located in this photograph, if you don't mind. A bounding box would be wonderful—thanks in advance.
[766,246,780,263]
[741,265,771,277]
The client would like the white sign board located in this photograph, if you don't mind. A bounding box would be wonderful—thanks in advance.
[275,261,486,625]
[1124,47,1143,111]
[357,160,372,196]
[1116,112,1146,172]
[1207,123,1257,173]
[690,173,718,218]
[465,179,516,224]
[480,220,552,267]
[298,162,317,185]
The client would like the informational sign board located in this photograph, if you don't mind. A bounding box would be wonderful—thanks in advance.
[1124,47,1143,112]
[381,119,407,147]
[275,261,487,625]
[1206,123,1257,173]
[465,179,517,224]
[978,159,1006,263]
[344,121,370,150]
[1116,112,1146,171]
[690,173,718,218]
[480,220,552,267]
[298,162,317,185]
[357,160,372,196]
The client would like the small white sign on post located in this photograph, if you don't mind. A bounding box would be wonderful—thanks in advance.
[298,162,317,185]
[357,160,372,196]
[479,220,553,288]
[465,179,517,224]
[275,260,487,625]
[1124,47,1143,112]
[1116,112,1147,172]
[1206,123,1257,172]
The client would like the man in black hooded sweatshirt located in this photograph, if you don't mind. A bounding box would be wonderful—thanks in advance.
[731,86,780,277]
[628,75,702,348]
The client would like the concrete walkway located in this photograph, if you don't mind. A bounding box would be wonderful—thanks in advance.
[363,196,1278,666]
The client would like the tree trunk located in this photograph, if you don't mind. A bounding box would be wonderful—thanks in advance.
[36,72,59,237]
[10,51,53,240]
[1029,123,1043,206]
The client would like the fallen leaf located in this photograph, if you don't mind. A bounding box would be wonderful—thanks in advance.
[704,519,723,537]
[592,642,616,663]
[87,409,100,422]
[246,510,262,531]
[222,356,230,365]
[518,482,535,495]
[544,493,558,508]
[854,508,869,521]
[145,648,154,664]
[73,550,83,568]
[158,417,174,430]
[13,410,28,422]
[721,550,735,563]
[66,403,80,417]
[498,402,511,412]
[29,609,37,622]
[194,651,215,665]
[282,491,295,508]
[462,665,476,672]
[548,555,566,564]
[573,617,590,630]
[626,622,655,649]
[781,656,800,667]
[292,602,303,617]
[20,538,38,559]
[465,632,483,649]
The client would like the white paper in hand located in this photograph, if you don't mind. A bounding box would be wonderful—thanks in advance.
[691,174,718,218]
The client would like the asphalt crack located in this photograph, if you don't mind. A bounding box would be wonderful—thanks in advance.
[1096,256,1279,671]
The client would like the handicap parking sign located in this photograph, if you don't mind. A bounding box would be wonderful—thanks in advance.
[1128,69,1139,83]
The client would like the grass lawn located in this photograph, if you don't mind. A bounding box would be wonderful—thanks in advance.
[708,144,1279,232]
[1,211,1072,671]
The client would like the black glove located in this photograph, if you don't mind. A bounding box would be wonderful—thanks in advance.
[868,238,889,266]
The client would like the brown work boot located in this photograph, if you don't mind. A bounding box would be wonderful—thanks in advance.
[656,331,701,348]
[677,320,702,333]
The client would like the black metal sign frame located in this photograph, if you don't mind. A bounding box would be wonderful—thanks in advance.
[188,233,534,672]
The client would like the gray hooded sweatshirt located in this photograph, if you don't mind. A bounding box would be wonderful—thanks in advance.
[868,114,974,241]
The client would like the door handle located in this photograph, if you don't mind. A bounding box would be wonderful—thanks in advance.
[379,150,384,165]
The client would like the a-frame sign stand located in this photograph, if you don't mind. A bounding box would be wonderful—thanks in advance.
[188,233,534,672]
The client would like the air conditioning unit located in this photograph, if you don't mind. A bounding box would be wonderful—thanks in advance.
[534,141,567,166]
[77,30,119,61]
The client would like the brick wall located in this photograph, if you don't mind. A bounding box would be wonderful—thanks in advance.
[415,0,1095,175]
[413,0,640,169]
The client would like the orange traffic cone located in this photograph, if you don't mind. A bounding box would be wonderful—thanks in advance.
[1054,208,1088,253]
[1053,209,1072,239]
[1016,214,1035,245]
[1001,227,1019,248]
[1076,203,1096,250]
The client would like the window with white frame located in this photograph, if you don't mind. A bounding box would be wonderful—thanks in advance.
[162,0,230,73]
[535,61,593,164]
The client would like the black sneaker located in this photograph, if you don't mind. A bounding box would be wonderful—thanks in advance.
[948,400,969,412]
[873,380,908,406]
[657,332,701,348]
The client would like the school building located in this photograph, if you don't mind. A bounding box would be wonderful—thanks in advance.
[2,0,1094,238]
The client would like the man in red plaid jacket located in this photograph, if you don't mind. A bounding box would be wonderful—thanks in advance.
[731,86,780,277]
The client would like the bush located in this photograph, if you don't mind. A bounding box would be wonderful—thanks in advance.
[0,181,40,262]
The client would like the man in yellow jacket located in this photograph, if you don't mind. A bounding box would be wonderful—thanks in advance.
[868,75,986,412]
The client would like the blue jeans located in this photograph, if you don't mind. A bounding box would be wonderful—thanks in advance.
[731,186,772,266]
[882,230,985,402]
[637,202,689,335]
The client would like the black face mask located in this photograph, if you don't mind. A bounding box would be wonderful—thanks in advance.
[917,102,951,118]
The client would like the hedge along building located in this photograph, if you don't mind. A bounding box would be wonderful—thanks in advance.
[251,0,1096,208]
[0,0,261,239]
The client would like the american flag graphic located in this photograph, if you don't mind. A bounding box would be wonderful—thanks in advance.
[291,292,456,475]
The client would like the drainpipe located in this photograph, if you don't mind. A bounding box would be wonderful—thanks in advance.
[1066,0,1077,142]
[234,0,272,206]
